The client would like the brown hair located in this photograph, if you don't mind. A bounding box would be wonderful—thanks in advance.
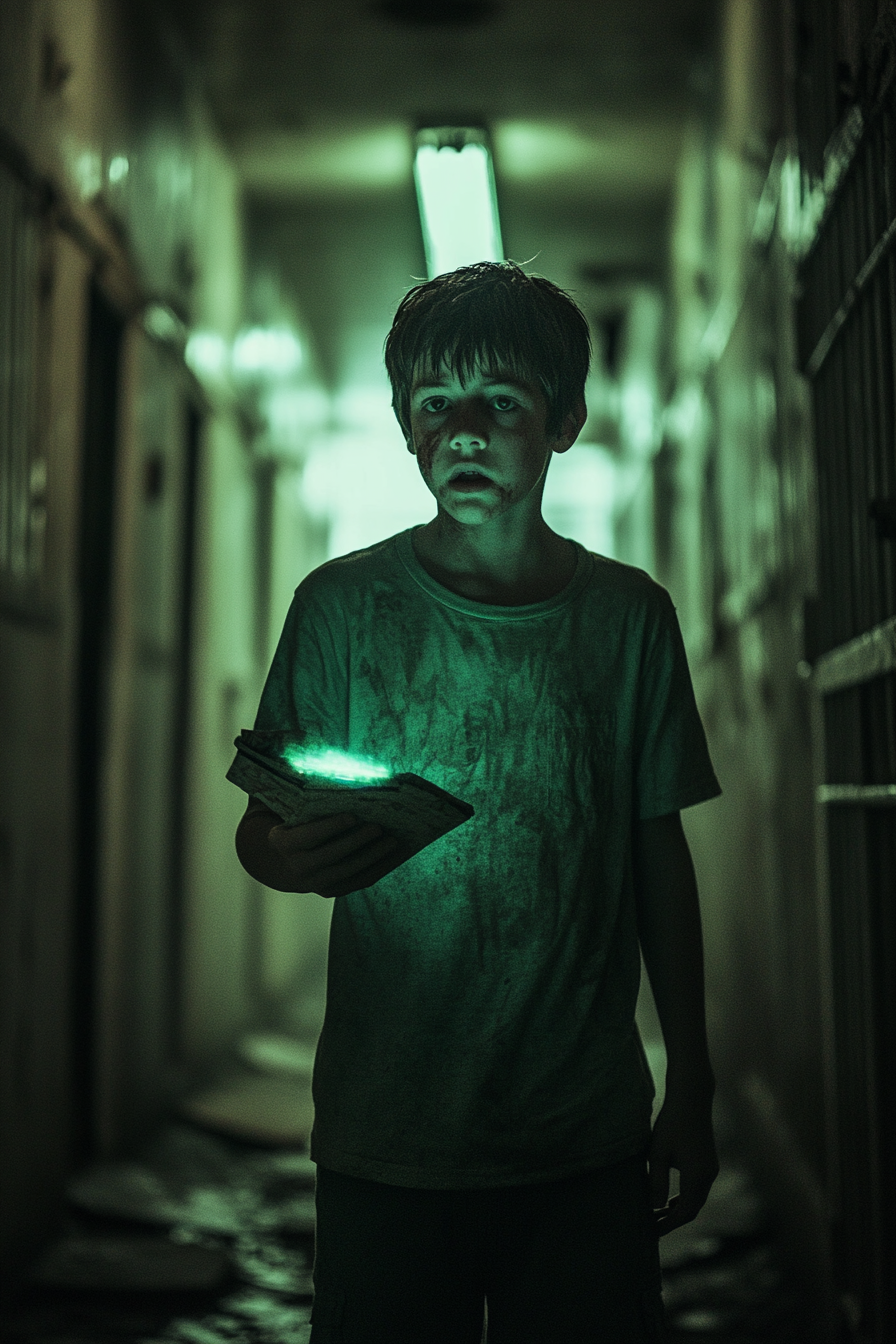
[384,261,591,438]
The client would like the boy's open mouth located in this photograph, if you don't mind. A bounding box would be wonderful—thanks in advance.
[449,468,493,488]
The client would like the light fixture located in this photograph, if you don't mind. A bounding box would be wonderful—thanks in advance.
[413,127,503,278]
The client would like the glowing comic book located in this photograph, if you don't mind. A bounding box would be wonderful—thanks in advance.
[227,729,474,869]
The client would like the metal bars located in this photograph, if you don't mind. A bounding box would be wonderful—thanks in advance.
[797,18,896,1336]
[799,88,896,655]
[813,613,896,691]
[816,782,896,802]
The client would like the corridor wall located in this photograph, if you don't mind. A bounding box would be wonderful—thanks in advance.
[0,0,262,1286]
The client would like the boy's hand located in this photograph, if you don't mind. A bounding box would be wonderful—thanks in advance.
[268,812,402,897]
[236,804,401,897]
[648,1088,719,1235]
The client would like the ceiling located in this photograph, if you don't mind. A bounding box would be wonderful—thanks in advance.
[175,0,718,201]
[169,0,720,400]
[175,0,717,136]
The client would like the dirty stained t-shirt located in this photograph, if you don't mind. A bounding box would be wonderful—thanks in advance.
[253,526,721,1190]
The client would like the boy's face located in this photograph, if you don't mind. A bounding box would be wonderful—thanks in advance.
[406,360,582,527]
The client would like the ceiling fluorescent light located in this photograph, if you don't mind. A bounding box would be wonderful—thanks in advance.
[414,127,503,278]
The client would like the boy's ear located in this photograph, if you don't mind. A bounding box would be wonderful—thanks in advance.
[553,396,588,453]
[397,409,415,453]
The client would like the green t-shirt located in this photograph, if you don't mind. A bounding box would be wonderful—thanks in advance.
[253,526,721,1189]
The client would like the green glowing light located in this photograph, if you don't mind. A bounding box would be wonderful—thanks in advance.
[283,746,391,783]
[414,128,503,279]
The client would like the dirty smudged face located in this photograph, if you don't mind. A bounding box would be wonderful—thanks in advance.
[407,362,568,527]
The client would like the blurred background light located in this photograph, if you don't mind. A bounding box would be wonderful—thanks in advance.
[541,443,618,558]
[620,378,659,457]
[107,154,130,184]
[233,122,413,195]
[663,380,706,445]
[414,128,503,278]
[185,331,230,385]
[492,117,682,199]
[72,146,102,199]
[301,413,435,558]
[143,302,187,347]
[232,325,304,380]
[262,386,330,454]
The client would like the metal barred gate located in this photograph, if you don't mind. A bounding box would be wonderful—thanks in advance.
[795,5,896,1338]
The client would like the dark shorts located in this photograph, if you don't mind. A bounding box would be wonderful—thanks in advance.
[309,1153,666,1343]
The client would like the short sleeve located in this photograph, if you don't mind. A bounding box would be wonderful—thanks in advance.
[634,591,721,819]
[253,591,348,751]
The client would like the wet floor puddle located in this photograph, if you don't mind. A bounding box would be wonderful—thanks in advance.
[2,1122,809,1343]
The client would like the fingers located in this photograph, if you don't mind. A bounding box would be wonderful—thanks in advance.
[654,1194,683,1235]
[318,842,409,899]
[648,1103,718,1236]
[269,812,400,895]
[316,830,401,891]
[271,814,383,870]
[269,812,361,854]
[654,1167,717,1235]
[649,1157,670,1215]
[655,1193,705,1235]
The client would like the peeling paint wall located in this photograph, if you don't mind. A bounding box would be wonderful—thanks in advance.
[0,0,263,1287]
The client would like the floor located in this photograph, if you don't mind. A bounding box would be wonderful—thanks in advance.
[0,1118,819,1344]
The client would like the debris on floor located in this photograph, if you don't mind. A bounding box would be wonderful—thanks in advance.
[236,1033,317,1079]
[178,1071,314,1148]
[659,1164,807,1342]
[1,1122,316,1344]
[31,1234,230,1293]
[66,1124,317,1238]
[1,1118,813,1343]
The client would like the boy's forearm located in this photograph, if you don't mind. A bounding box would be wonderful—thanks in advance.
[634,812,715,1095]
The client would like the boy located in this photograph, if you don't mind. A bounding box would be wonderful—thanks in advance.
[235,261,721,1343]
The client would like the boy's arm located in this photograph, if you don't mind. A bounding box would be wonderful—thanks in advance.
[633,810,719,1234]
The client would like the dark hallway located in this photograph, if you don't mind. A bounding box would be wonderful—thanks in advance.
[1,1,894,1341]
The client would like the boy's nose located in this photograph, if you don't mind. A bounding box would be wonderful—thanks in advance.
[448,406,489,450]
[450,427,487,450]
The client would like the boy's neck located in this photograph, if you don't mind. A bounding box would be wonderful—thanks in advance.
[412,513,576,606]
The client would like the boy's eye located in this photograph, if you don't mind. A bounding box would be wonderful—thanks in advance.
[493,396,518,411]
[422,397,449,413]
